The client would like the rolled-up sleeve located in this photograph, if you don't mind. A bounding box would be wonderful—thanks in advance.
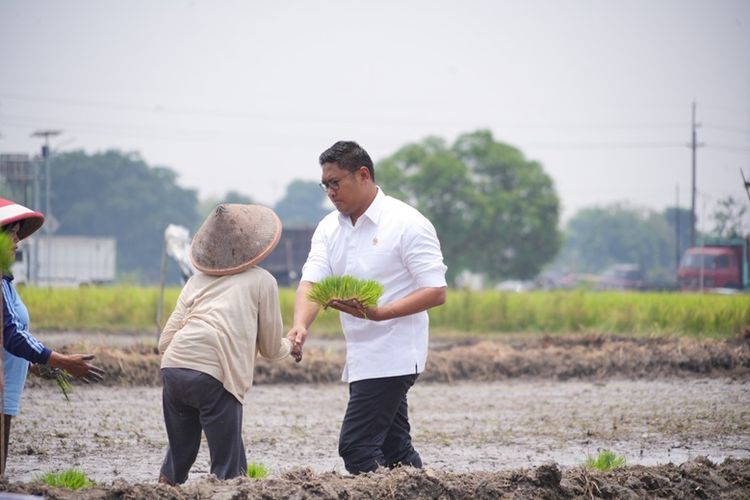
[300,222,332,284]
[256,273,290,361]
[403,215,448,288]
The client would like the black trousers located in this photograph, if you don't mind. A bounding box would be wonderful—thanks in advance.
[338,373,422,474]
[160,368,247,484]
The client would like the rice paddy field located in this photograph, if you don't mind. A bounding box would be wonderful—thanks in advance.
[1,286,749,499]
[16,286,750,337]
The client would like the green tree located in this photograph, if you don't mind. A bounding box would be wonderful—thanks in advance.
[377,130,561,283]
[710,195,748,239]
[50,150,199,282]
[274,179,329,227]
[557,203,675,281]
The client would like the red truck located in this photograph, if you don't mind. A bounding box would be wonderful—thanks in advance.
[677,238,750,291]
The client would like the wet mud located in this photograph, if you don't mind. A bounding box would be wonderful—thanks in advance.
[1,331,748,498]
[26,330,750,387]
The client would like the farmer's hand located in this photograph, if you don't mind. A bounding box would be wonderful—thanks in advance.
[47,352,105,383]
[287,327,307,363]
[290,341,303,363]
[29,364,60,380]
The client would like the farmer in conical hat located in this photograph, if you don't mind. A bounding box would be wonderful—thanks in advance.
[0,197,105,475]
[158,203,301,485]
[288,141,448,474]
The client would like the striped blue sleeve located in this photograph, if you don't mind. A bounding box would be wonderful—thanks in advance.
[2,280,52,365]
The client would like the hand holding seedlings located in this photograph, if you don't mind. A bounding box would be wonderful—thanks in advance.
[47,352,106,384]
[308,276,384,320]
[328,298,371,319]
[31,364,74,400]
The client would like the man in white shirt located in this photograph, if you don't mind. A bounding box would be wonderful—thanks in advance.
[287,141,448,474]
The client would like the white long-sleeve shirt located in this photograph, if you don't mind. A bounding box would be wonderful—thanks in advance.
[301,188,447,383]
[159,266,291,403]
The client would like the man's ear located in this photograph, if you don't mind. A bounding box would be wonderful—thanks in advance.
[358,166,372,181]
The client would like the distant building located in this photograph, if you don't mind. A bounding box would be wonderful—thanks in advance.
[263,226,315,286]
[0,154,34,205]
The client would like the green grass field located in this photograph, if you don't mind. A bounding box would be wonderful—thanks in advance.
[16,286,750,338]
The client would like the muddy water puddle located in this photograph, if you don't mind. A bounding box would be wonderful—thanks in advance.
[6,379,749,484]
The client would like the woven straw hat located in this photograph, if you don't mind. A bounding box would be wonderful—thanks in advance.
[0,197,45,241]
[190,204,282,276]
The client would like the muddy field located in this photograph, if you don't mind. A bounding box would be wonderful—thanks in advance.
[1,331,749,498]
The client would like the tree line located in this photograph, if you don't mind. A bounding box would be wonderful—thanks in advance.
[1,130,744,285]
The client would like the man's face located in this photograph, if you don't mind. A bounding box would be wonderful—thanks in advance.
[320,162,365,216]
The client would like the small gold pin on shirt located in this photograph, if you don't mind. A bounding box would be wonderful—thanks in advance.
[372,237,379,246]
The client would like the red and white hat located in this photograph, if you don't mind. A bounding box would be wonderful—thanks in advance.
[0,197,45,241]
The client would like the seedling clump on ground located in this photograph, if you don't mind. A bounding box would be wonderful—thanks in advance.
[308,275,384,311]
[584,449,626,471]
[247,462,268,479]
[38,469,94,489]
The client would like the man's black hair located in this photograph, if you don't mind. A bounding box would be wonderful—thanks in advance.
[319,141,375,182]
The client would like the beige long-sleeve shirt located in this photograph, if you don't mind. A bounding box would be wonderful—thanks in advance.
[159,266,291,404]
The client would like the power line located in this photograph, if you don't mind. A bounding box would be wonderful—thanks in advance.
[703,124,750,135]
[707,144,750,154]
[0,91,714,131]
[522,141,684,150]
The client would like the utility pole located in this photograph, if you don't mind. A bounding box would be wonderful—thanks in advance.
[675,185,680,274]
[688,102,703,247]
[30,129,61,285]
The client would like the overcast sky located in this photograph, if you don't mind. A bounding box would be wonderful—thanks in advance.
[1,0,748,228]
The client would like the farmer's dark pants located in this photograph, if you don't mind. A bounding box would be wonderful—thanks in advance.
[160,368,247,484]
[339,373,422,474]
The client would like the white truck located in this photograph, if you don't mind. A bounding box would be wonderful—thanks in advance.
[13,235,117,286]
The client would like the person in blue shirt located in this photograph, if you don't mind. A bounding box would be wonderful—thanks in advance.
[0,197,104,475]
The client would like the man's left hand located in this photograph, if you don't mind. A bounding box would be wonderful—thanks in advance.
[328,299,383,321]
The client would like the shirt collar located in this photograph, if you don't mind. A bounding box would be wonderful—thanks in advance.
[338,186,385,227]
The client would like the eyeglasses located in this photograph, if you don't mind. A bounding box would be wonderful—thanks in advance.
[319,171,355,193]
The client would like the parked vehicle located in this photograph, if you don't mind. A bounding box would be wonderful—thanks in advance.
[13,235,117,286]
[677,238,750,291]
[596,263,646,291]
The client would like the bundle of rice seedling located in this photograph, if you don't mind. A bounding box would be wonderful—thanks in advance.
[36,365,73,401]
[308,275,384,312]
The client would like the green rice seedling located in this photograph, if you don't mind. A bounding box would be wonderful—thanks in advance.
[584,449,626,471]
[308,275,384,311]
[247,462,268,479]
[0,233,14,273]
[35,365,73,401]
[38,469,94,489]
[53,369,73,401]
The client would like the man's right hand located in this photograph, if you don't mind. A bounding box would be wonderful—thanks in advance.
[287,327,308,364]
[287,326,308,348]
